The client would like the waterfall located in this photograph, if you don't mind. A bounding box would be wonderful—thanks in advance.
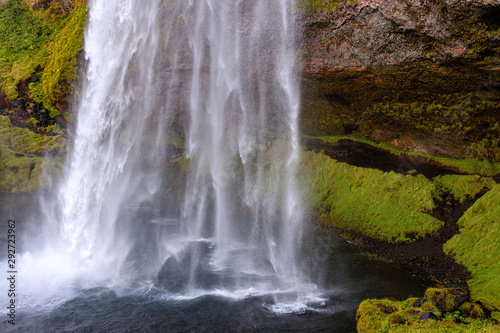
[178,0,304,292]
[32,0,309,304]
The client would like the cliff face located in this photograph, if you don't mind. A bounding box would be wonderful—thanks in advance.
[303,0,500,71]
[301,0,500,160]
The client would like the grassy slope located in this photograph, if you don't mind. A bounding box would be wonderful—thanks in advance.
[300,148,498,243]
[29,0,86,116]
[0,0,51,98]
[433,174,496,203]
[299,150,442,242]
[444,185,500,311]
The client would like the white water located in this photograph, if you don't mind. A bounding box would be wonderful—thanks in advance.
[6,0,314,313]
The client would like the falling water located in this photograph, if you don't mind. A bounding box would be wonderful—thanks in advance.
[173,0,305,294]
[20,0,312,306]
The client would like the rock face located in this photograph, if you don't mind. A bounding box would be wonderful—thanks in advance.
[303,0,500,71]
[300,0,500,161]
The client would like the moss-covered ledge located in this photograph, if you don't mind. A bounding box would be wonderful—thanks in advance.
[0,115,65,192]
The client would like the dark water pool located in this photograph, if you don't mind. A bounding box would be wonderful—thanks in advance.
[0,193,427,332]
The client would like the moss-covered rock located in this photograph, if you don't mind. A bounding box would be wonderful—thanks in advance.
[357,290,499,333]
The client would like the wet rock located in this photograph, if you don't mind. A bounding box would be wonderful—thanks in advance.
[157,241,219,292]
[10,100,25,108]
[325,93,350,106]
[413,297,425,307]
[157,256,189,293]
[419,312,439,321]
[54,115,68,128]
[300,0,500,160]
[0,98,10,108]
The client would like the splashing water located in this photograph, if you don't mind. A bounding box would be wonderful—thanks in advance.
[10,0,316,314]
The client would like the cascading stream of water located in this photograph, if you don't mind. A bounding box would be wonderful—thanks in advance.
[173,0,306,295]
[17,0,313,310]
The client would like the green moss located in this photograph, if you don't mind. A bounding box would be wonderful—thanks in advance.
[304,135,500,176]
[298,0,343,12]
[170,155,189,172]
[299,150,442,242]
[444,185,500,311]
[29,0,87,116]
[430,157,500,177]
[0,0,52,99]
[357,295,499,333]
[25,117,39,127]
[433,175,496,203]
[0,115,65,192]
[0,0,86,116]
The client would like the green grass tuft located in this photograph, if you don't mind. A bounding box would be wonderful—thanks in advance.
[444,185,500,311]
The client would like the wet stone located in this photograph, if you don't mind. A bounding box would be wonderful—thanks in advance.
[419,312,439,321]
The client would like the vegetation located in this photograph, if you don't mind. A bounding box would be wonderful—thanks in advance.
[367,97,500,163]
[444,185,500,311]
[304,134,500,176]
[299,150,442,242]
[357,289,499,332]
[0,115,66,192]
[433,175,496,203]
[301,66,500,163]
[0,0,86,116]
[0,0,52,98]
[29,0,87,117]
[298,0,343,11]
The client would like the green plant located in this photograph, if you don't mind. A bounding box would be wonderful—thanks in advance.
[0,0,52,98]
[29,0,87,116]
